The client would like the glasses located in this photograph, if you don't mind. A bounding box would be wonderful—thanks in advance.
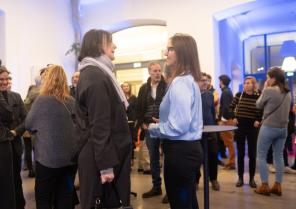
[0,78,11,81]
[163,47,175,55]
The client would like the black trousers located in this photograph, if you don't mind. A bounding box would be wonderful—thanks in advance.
[163,140,203,209]
[0,141,16,209]
[23,137,33,170]
[235,127,258,179]
[35,162,77,209]
[12,144,26,209]
[197,134,218,182]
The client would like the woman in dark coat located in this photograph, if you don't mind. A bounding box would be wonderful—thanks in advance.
[76,29,132,209]
[0,66,27,209]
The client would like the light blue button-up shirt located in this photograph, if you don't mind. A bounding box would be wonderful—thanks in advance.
[148,74,203,141]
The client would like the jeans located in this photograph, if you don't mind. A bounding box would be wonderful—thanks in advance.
[257,125,287,183]
[145,131,161,189]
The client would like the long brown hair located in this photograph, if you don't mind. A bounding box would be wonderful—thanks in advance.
[39,65,70,102]
[170,33,201,82]
[267,66,290,93]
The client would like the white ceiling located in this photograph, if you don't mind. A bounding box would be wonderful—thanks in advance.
[225,0,296,39]
[112,25,168,64]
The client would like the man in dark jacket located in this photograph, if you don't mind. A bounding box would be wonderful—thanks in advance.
[136,62,166,199]
[69,71,80,98]
[218,74,235,169]
[197,73,220,191]
[0,66,26,209]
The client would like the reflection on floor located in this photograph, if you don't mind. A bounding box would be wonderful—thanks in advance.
[23,164,296,209]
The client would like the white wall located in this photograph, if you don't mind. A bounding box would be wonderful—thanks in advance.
[0,0,75,97]
[80,0,252,82]
[0,10,5,65]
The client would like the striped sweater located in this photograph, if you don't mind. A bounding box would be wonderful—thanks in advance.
[229,91,262,127]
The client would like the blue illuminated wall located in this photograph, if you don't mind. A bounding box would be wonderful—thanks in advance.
[214,0,296,93]
[216,19,243,94]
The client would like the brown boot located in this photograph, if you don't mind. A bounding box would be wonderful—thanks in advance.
[270,182,282,196]
[254,183,270,196]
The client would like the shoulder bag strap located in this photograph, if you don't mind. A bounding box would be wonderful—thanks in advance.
[234,92,243,116]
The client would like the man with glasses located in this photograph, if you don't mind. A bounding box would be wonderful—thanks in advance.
[197,73,220,191]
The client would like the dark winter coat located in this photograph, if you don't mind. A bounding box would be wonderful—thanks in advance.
[75,65,132,209]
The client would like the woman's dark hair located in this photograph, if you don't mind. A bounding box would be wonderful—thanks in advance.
[78,29,112,62]
[218,74,231,87]
[170,33,201,82]
[267,66,290,93]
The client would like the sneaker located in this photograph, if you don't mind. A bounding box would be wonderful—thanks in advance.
[249,179,257,188]
[236,179,244,187]
[211,180,220,191]
[161,194,169,204]
[284,166,296,174]
[268,164,276,173]
[142,188,162,198]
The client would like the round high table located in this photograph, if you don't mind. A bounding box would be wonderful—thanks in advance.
[202,125,237,209]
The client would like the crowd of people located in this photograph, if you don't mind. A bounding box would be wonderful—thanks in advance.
[0,29,296,209]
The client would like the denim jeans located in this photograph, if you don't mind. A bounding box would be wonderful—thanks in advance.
[257,125,287,183]
[145,131,162,189]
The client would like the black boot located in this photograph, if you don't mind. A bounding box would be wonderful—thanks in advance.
[236,178,244,187]
[142,188,162,198]
[249,179,257,188]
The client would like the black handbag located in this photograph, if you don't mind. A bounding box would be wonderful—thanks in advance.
[94,182,133,209]
[62,101,90,163]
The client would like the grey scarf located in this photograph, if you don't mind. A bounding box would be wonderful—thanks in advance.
[78,55,129,109]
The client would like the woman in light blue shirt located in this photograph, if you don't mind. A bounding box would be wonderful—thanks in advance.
[149,34,203,209]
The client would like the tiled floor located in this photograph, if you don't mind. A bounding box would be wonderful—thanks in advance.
[23,162,296,209]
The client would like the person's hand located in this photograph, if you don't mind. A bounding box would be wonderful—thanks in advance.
[152,117,160,123]
[148,123,157,130]
[254,121,260,128]
[100,171,114,184]
[10,130,17,137]
[142,123,148,130]
[233,118,238,125]
[264,81,269,89]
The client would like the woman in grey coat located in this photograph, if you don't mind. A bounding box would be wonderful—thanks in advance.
[25,65,77,209]
[75,29,132,209]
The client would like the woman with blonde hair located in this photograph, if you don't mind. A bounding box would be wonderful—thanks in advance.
[26,65,77,209]
[229,76,261,188]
